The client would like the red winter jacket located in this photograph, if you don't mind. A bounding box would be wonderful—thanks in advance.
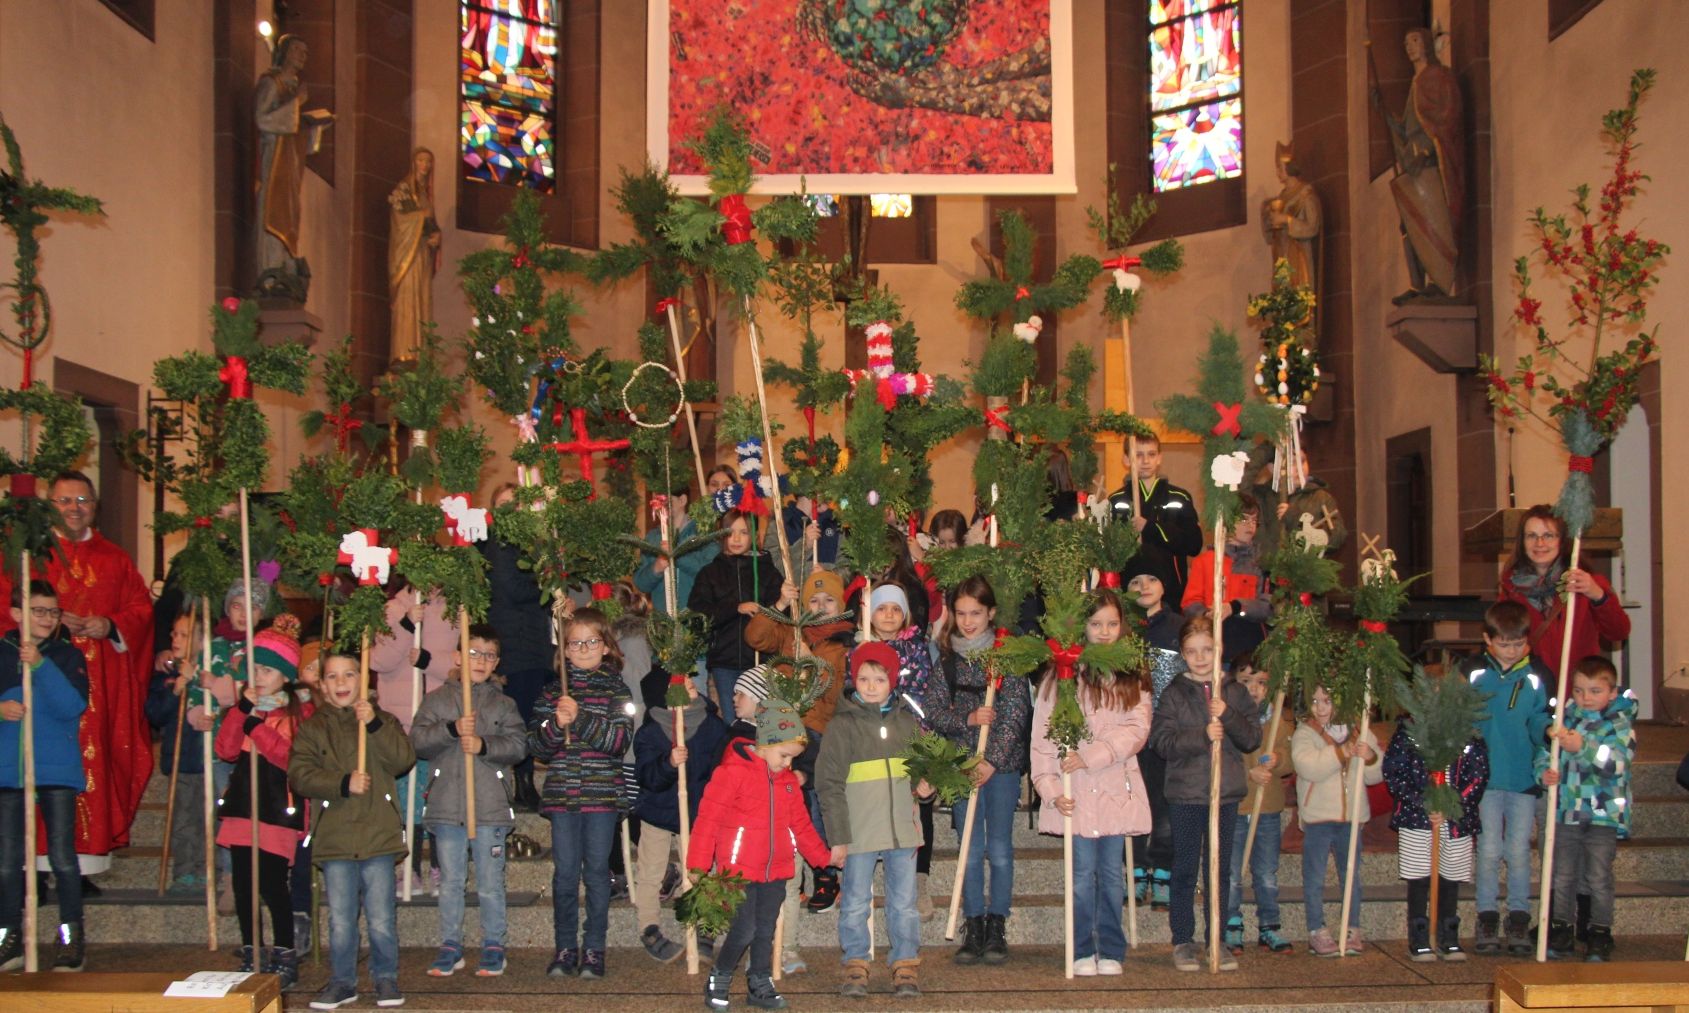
[1499,570,1630,683]
[686,739,830,883]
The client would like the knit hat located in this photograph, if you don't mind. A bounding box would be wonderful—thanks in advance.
[224,578,274,621]
[848,641,901,691]
[755,698,807,748]
[1118,553,1172,592]
[250,627,301,681]
[802,568,846,609]
[734,664,772,703]
[868,582,910,622]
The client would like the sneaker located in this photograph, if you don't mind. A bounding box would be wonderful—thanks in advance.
[547,947,580,977]
[1096,957,1124,975]
[1171,942,1202,971]
[476,943,507,977]
[706,968,733,1010]
[1258,925,1293,953]
[1218,946,1239,971]
[781,949,808,975]
[747,971,788,1010]
[427,941,465,977]
[1546,920,1577,960]
[1151,871,1171,911]
[1505,911,1533,956]
[1343,926,1365,956]
[167,873,205,895]
[658,863,682,904]
[309,982,358,1011]
[1308,928,1339,957]
[806,869,839,913]
[580,948,606,979]
[609,873,629,903]
[1132,868,1150,903]
[1223,916,1244,955]
[641,924,683,964]
[374,978,405,1008]
[1072,955,1098,976]
[839,958,870,999]
[1584,924,1614,963]
[0,927,22,973]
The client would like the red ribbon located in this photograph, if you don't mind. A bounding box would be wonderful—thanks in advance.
[654,296,680,316]
[590,582,614,601]
[1568,455,1594,474]
[543,407,631,500]
[719,194,754,245]
[649,494,668,521]
[317,573,333,588]
[192,516,214,529]
[993,628,1010,649]
[20,348,31,389]
[512,247,530,269]
[325,403,363,453]
[844,575,867,605]
[984,404,1013,434]
[1298,592,1313,606]
[1047,640,1084,680]
[1101,255,1143,271]
[668,672,687,686]
[1430,770,1447,787]
[1210,401,1243,438]
[1359,619,1388,634]
[1098,571,1121,589]
[219,356,252,400]
[907,515,920,540]
[9,474,36,499]
[1014,285,1031,301]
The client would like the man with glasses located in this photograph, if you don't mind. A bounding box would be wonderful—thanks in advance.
[0,471,154,889]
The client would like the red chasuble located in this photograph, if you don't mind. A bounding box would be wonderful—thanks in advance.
[0,531,155,855]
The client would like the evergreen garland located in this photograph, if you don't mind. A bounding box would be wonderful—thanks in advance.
[648,609,711,705]
[1394,666,1488,819]
[675,869,748,938]
[0,385,91,576]
[1083,166,1185,321]
[900,731,978,805]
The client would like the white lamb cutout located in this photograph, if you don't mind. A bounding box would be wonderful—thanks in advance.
[1360,548,1398,582]
[440,494,490,544]
[1012,315,1044,343]
[1209,450,1250,491]
[337,529,397,586]
[1295,512,1330,554]
[1113,269,1142,293]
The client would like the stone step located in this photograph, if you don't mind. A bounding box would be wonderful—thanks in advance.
[43,881,1689,948]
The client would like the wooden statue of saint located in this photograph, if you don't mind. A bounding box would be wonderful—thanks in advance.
[387,147,441,365]
[254,34,334,303]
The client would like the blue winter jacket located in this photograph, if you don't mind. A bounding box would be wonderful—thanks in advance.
[1460,652,1551,793]
[1537,693,1636,837]
[632,696,730,834]
[0,631,90,790]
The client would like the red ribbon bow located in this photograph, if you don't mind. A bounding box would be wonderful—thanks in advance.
[1568,455,1594,474]
[512,247,530,269]
[1298,592,1314,606]
[1359,619,1389,634]
[668,672,687,686]
[1014,285,1031,301]
[719,194,754,245]
[325,403,363,452]
[317,572,333,588]
[192,516,214,529]
[654,296,680,316]
[8,474,36,499]
[219,356,251,400]
[1046,640,1084,680]
[1430,770,1448,787]
[1210,401,1243,438]
[1098,571,1121,589]
[1100,255,1143,271]
[590,582,614,601]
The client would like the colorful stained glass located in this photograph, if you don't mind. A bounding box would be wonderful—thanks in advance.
[806,194,841,217]
[805,194,913,219]
[1149,0,1230,24]
[1151,97,1243,192]
[461,2,557,192]
[1150,5,1241,113]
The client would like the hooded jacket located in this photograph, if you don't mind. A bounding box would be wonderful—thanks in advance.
[689,550,784,670]
[1148,673,1261,806]
[633,695,731,834]
[1241,702,1295,816]
[1382,722,1488,838]
[289,702,416,862]
[1030,681,1151,838]
[1108,476,1202,604]
[1536,693,1635,837]
[1459,651,1552,793]
[1291,720,1384,826]
[216,693,313,858]
[815,693,924,854]
[744,612,853,735]
[0,631,88,790]
[528,663,634,814]
[686,738,830,883]
[411,676,529,830]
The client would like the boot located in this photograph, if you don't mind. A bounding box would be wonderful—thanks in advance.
[1546,919,1576,960]
[746,972,787,1010]
[235,945,255,973]
[806,867,839,913]
[1436,916,1467,961]
[982,913,1008,964]
[267,947,300,990]
[51,923,84,973]
[704,967,732,1011]
[1575,894,1592,944]
[293,913,313,958]
[0,926,23,973]
[1406,917,1435,962]
[890,958,921,999]
[953,915,986,965]
[1505,911,1533,956]
[1151,869,1171,911]
[1474,911,1501,955]
[839,958,870,999]
[915,873,935,921]
[515,773,542,813]
[1584,924,1613,963]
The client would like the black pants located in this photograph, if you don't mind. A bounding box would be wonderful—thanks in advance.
[231,845,294,948]
[916,801,934,875]
[1169,801,1236,946]
[1133,747,1173,871]
[1406,875,1461,924]
[504,666,554,793]
[714,880,785,977]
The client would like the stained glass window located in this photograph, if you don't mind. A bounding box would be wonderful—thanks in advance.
[805,194,914,219]
[1148,0,1242,192]
[461,1,557,192]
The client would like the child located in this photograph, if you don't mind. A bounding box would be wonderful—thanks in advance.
[145,608,214,894]
[1383,690,1488,962]
[216,625,312,987]
[1180,494,1272,664]
[1147,616,1259,971]
[1225,652,1294,955]
[411,624,529,978]
[728,665,771,740]
[290,647,416,1010]
[529,607,634,981]
[0,580,90,972]
[1030,590,1151,975]
[1457,599,1551,955]
[690,698,831,1011]
[689,509,784,709]
[816,642,932,999]
[1291,683,1383,957]
[1539,655,1634,962]
[928,576,1031,965]
[1123,558,1183,911]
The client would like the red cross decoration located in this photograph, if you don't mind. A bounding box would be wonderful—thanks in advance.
[544,407,630,500]
[1210,401,1244,438]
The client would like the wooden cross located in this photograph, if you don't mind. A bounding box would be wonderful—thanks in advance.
[1358,530,1383,562]
[544,407,629,500]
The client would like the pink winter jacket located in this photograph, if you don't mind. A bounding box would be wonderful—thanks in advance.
[1031,682,1152,838]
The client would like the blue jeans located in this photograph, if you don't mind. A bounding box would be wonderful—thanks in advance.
[708,667,744,712]
[1477,789,1538,915]
[322,856,399,986]
[0,787,81,927]
[430,823,510,947]
[1071,834,1127,961]
[548,810,617,952]
[1226,810,1282,927]
[839,848,919,965]
[951,767,1018,918]
[1301,821,1361,933]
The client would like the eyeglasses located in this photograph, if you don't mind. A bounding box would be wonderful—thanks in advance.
[29,607,62,619]
[1524,531,1560,542]
[565,638,603,651]
[52,496,93,507]
[467,648,500,661]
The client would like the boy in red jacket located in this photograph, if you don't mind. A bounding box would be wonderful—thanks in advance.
[689,698,830,1012]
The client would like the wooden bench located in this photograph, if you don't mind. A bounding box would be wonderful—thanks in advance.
[0,971,281,1012]
[1497,961,1689,1013]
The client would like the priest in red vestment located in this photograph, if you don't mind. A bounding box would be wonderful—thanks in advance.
[0,472,154,874]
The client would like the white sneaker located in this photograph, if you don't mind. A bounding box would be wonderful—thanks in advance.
[1096,958,1124,975]
[1072,955,1098,976]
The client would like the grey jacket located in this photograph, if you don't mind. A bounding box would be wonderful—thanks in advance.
[411,678,529,830]
[1148,673,1261,807]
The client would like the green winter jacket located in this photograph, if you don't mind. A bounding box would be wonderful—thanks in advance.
[1537,694,1635,837]
[815,693,923,855]
[289,702,417,863]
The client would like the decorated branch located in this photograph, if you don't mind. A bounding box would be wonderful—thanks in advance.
[674,869,748,939]
[826,390,914,580]
[1395,666,1486,821]
[900,731,978,806]
[1083,167,1185,322]
[0,385,90,574]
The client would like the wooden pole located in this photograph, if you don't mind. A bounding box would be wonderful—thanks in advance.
[1536,534,1583,961]
[1207,518,1226,973]
[771,908,784,982]
[239,487,261,956]
[1238,689,1287,872]
[944,680,999,940]
[357,633,370,772]
[664,302,709,496]
[158,665,190,895]
[1337,684,1373,958]
[1429,817,1442,930]
[1123,317,1143,521]
[1062,769,1075,979]
[460,606,476,842]
[202,597,217,950]
[402,583,423,902]
[742,300,796,589]
[20,555,37,973]
[674,700,699,974]
[1124,835,1138,949]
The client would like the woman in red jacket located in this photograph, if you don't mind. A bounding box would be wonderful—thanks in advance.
[1498,505,1630,682]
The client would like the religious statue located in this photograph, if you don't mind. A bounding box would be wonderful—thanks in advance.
[254,34,333,303]
[387,147,441,365]
[1375,27,1464,303]
[1261,141,1322,339]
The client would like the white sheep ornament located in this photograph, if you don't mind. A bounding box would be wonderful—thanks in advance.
[1209,450,1250,492]
[440,494,490,545]
[337,528,398,586]
[1295,512,1330,554]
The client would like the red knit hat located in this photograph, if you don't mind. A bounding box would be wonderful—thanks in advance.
[848,641,901,691]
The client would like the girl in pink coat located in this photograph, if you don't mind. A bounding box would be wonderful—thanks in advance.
[1031,590,1152,975]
